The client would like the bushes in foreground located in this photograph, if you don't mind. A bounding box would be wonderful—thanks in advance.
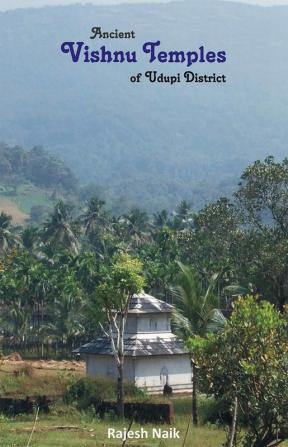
[64,377,145,410]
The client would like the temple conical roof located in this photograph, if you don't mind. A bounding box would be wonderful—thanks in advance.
[128,292,174,314]
[73,292,182,357]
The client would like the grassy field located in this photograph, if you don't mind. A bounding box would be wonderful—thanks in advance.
[0,406,226,447]
[0,359,287,447]
[0,359,226,446]
[0,182,52,223]
[0,359,84,397]
[8,183,50,214]
[1,405,287,447]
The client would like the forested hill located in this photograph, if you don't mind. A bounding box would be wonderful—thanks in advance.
[0,144,78,193]
[0,1,287,211]
[0,144,78,224]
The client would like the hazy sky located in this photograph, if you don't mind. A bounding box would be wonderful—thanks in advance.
[0,0,288,11]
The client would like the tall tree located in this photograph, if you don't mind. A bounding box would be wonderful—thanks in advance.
[178,198,242,280]
[0,212,20,255]
[171,263,225,425]
[236,157,288,310]
[81,196,106,236]
[1,298,31,346]
[173,200,193,230]
[190,296,288,447]
[140,226,179,300]
[153,209,171,229]
[42,201,80,256]
[120,208,151,247]
[45,279,85,353]
[91,253,144,417]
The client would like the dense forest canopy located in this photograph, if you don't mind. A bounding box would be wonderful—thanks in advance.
[0,1,288,210]
[1,154,288,325]
[0,143,78,193]
[1,155,288,445]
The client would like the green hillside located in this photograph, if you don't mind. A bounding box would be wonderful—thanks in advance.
[0,1,287,210]
[0,144,78,222]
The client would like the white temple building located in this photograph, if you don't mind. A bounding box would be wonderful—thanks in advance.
[75,293,192,393]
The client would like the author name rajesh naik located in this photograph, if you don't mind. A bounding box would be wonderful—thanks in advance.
[108,427,181,441]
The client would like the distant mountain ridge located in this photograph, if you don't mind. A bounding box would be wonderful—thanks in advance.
[0,0,178,12]
[1,0,288,11]
[0,0,287,211]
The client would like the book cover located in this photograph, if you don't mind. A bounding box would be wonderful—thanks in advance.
[0,0,287,446]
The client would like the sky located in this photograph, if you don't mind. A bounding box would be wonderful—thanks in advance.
[0,0,288,11]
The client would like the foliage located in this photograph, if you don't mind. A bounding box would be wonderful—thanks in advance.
[235,156,288,310]
[89,252,144,417]
[0,212,20,255]
[0,144,78,194]
[91,253,145,314]
[171,263,223,339]
[1,156,288,357]
[189,296,288,447]
[0,154,288,433]
[42,201,80,256]
[171,262,225,426]
[64,377,144,410]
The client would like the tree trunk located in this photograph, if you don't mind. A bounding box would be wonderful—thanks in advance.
[192,361,198,426]
[41,298,44,358]
[117,360,124,418]
[227,395,238,447]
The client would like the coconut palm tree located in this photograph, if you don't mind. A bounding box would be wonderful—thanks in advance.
[42,201,80,256]
[0,298,31,346]
[153,209,171,229]
[119,208,151,247]
[0,211,20,255]
[171,262,226,426]
[21,226,39,251]
[81,196,107,236]
[173,200,194,230]
[44,284,85,354]
[21,226,46,261]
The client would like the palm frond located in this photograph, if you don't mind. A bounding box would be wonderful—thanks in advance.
[207,309,227,333]
[172,309,194,338]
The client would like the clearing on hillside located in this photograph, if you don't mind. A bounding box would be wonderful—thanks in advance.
[0,197,29,224]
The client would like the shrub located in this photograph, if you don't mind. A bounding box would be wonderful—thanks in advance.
[199,396,231,425]
[64,377,144,411]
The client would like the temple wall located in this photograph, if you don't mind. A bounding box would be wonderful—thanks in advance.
[136,314,171,333]
[86,354,135,382]
[85,353,192,393]
[135,354,192,392]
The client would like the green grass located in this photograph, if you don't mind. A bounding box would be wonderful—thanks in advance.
[0,406,226,447]
[0,364,83,397]
[0,364,287,447]
[6,183,51,214]
[0,367,225,446]
[1,406,288,447]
